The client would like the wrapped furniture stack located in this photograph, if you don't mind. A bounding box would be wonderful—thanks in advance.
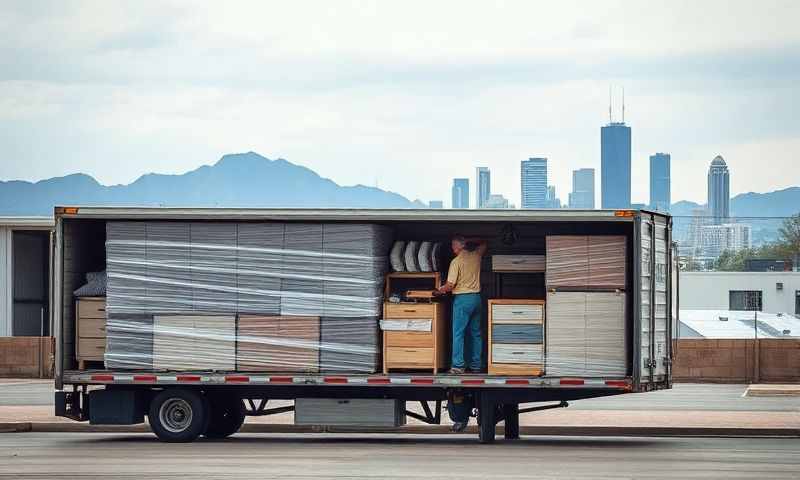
[104,221,392,373]
[545,235,627,377]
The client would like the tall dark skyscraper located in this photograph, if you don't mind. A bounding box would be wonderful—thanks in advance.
[452,178,469,209]
[707,155,730,224]
[521,158,548,208]
[568,168,595,209]
[649,153,671,212]
[601,122,632,209]
[476,167,491,208]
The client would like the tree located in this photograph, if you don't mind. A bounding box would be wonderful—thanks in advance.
[777,212,800,255]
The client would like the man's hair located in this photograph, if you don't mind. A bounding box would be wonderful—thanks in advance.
[452,235,466,245]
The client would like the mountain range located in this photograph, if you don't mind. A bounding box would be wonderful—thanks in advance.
[1,151,798,244]
[0,152,423,215]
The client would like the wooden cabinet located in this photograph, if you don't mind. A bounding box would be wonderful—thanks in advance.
[488,299,545,376]
[76,297,107,369]
[383,302,447,374]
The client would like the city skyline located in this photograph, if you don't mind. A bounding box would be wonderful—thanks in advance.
[650,153,671,212]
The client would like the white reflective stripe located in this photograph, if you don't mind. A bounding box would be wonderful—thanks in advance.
[158,375,177,382]
[584,379,606,386]
[484,378,507,385]
[346,377,368,384]
[389,377,412,385]
[114,375,134,382]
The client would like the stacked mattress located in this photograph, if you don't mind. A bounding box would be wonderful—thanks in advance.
[104,221,392,372]
[545,235,627,377]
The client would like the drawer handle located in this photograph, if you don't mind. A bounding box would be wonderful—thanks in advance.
[511,260,526,264]
[98,308,106,312]
[404,349,418,353]
[403,309,417,313]
[511,311,526,314]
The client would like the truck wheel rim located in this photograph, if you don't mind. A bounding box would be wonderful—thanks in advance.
[159,398,193,433]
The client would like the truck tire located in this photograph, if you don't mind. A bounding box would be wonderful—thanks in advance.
[203,397,245,439]
[148,389,207,443]
[478,395,496,444]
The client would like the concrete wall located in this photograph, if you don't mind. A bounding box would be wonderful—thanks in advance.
[0,337,54,378]
[673,338,800,383]
[680,272,800,314]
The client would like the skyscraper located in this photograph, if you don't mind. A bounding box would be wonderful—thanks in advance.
[545,185,561,208]
[568,168,595,209]
[707,155,730,224]
[601,122,632,209]
[476,167,491,208]
[649,153,671,212]
[452,178,469,209]
[521,158,548,209]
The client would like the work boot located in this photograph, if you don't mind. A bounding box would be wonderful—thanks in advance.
[451,421,468,433]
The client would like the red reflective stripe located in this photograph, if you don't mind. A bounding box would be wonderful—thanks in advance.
[410,378,434,384]
[133,375,157,382]
[367,377,391,384]
[91,374,114,382]
[323,377,348,384]
[559,378,585,385]
[269,376,293,383]
[225,375,250,383]
[176,375,201,382]
[461,379,485,385]
[605,380,629,388]
[504,379,530,385]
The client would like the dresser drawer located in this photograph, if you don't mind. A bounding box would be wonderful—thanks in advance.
[78,337,106,360]
[491,343,543,364]
[492,324,543,344]
[79,318,107,338]
[77,299,106,319]
[385,331,434,348]
[492,255,546,272]
[491,304,543,323]
[384,303,436,319]
[385,347,434,365]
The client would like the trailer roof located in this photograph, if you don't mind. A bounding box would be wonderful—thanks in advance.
[0,216,54,228]
[54,206,669,223]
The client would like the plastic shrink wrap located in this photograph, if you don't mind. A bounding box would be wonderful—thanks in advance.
[105,221,392,372]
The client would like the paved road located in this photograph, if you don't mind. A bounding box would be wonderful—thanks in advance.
[0,432,798,479]
[3,381,797,411]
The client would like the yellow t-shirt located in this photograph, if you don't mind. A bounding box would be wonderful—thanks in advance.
[447,250,482,294]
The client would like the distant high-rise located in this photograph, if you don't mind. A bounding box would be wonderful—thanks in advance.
[521,158,548,209]
[428,200,443,209]
[476,167,491,208]
[601,122,632,209]
[568,168,595,209]
[649,153,671,212]
[452,178,469,209]
[485,194,514,209]
[545,185,561,208]
[707,155,730,224]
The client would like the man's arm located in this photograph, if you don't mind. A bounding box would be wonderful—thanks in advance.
[467,238,488,256]
[435,281,455,296]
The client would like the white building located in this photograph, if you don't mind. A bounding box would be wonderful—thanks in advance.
[484,194,514,209]
[698,223,751,258]
[0,217,54,337]
[680,271,800,316]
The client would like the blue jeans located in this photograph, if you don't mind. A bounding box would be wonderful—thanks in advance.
[452,293,482,370]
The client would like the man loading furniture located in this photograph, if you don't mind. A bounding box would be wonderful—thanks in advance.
[434,235,487,374]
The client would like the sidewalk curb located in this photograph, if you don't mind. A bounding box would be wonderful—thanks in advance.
[1,422,798,437]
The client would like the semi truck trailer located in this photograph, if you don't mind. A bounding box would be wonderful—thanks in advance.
[52,206,675,443]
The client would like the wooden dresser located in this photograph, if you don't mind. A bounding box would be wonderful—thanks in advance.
[382,302,447,374]
[75,297,107,369]
[488,299,545,376]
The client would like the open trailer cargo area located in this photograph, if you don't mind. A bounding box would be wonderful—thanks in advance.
[53,207,674,443]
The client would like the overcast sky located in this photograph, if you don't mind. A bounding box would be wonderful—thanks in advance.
[2,0,799,207]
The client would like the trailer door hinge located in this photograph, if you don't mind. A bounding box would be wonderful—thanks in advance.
[662,357,672,366]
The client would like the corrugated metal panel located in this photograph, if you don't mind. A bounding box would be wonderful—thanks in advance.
[0,227,10,336]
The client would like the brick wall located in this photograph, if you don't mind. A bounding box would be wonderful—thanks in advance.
[0,337,54,378]
[673,338,800,383]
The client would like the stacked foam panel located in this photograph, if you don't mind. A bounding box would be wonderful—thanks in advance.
[545,235,627,377]
[236,223,284,315]
[237,315,320,372]
[104,221,391,373]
